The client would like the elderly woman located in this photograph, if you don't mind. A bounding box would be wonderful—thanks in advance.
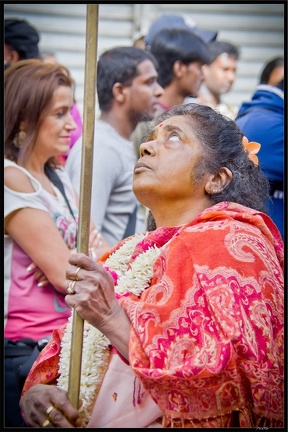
[20,104,283,428]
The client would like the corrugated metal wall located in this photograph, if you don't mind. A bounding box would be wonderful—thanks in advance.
[4,3,285,116]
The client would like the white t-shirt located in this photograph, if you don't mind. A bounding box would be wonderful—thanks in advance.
[65,119,145,246]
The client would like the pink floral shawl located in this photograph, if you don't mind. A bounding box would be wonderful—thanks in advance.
[22,202,284,427]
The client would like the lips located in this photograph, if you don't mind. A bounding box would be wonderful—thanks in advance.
[60,136,71,142]
[134,161,151,172]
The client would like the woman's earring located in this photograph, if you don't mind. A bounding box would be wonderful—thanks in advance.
[13,130,26,148]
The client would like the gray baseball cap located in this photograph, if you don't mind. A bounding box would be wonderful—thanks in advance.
[145,14,218,47]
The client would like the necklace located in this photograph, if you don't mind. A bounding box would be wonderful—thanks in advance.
[57,233,162,426]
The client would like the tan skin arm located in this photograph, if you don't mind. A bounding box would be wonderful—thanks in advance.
[4,166,105,293]
[4,165,74,293]
[5,207,73,294]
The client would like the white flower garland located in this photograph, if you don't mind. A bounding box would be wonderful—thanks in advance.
[57,233,161,427]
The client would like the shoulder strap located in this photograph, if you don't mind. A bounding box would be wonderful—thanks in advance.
[44,165,76,221]
[123,205,138,239]
[46,165,138,240]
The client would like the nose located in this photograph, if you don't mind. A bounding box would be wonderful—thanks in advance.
[139,138,157,157]
[199,68,205,83]
[67,112,77,130]
[200,64,206,78]
[227,70,236,84]
[154,81,164,97]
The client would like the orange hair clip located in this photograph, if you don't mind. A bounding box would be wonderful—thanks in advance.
[242,136,261,166]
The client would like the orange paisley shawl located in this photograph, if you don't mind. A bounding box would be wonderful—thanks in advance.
[22,202,284,428]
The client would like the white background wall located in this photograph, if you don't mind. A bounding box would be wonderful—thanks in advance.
[4,3,285,117]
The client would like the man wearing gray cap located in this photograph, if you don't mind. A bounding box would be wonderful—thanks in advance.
[132,13,214,176]
[145,13,217,49]
[4,18,40,69]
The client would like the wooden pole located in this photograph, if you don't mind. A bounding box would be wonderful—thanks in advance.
[67,4,99,408]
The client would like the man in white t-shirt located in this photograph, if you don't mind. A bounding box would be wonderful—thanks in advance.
[65,46,163,254]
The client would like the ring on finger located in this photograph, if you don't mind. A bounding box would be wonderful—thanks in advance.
[46,405,54,416]
[42,418,50,427]
[75,266,81,281]
[67,280,76,295]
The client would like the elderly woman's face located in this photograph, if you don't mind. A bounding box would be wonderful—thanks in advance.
[133,115,206,206]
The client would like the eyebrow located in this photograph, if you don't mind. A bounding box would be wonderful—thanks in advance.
[157,124,183,134]
[146,123,185,141]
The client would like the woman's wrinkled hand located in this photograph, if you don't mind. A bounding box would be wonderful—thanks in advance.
[65,252,131,359]
[65,253,121,332]
[19,384,81,428]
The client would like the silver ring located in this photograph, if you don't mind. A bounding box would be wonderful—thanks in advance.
[75,266,81,281]
[67,280,76,295]
[46,405,54,416]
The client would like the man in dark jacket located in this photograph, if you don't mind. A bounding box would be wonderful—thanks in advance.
[235,80,284,239]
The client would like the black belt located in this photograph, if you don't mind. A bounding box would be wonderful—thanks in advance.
[5,337,51,357]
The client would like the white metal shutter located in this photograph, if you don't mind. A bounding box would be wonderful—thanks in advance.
[4,3,285,115]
